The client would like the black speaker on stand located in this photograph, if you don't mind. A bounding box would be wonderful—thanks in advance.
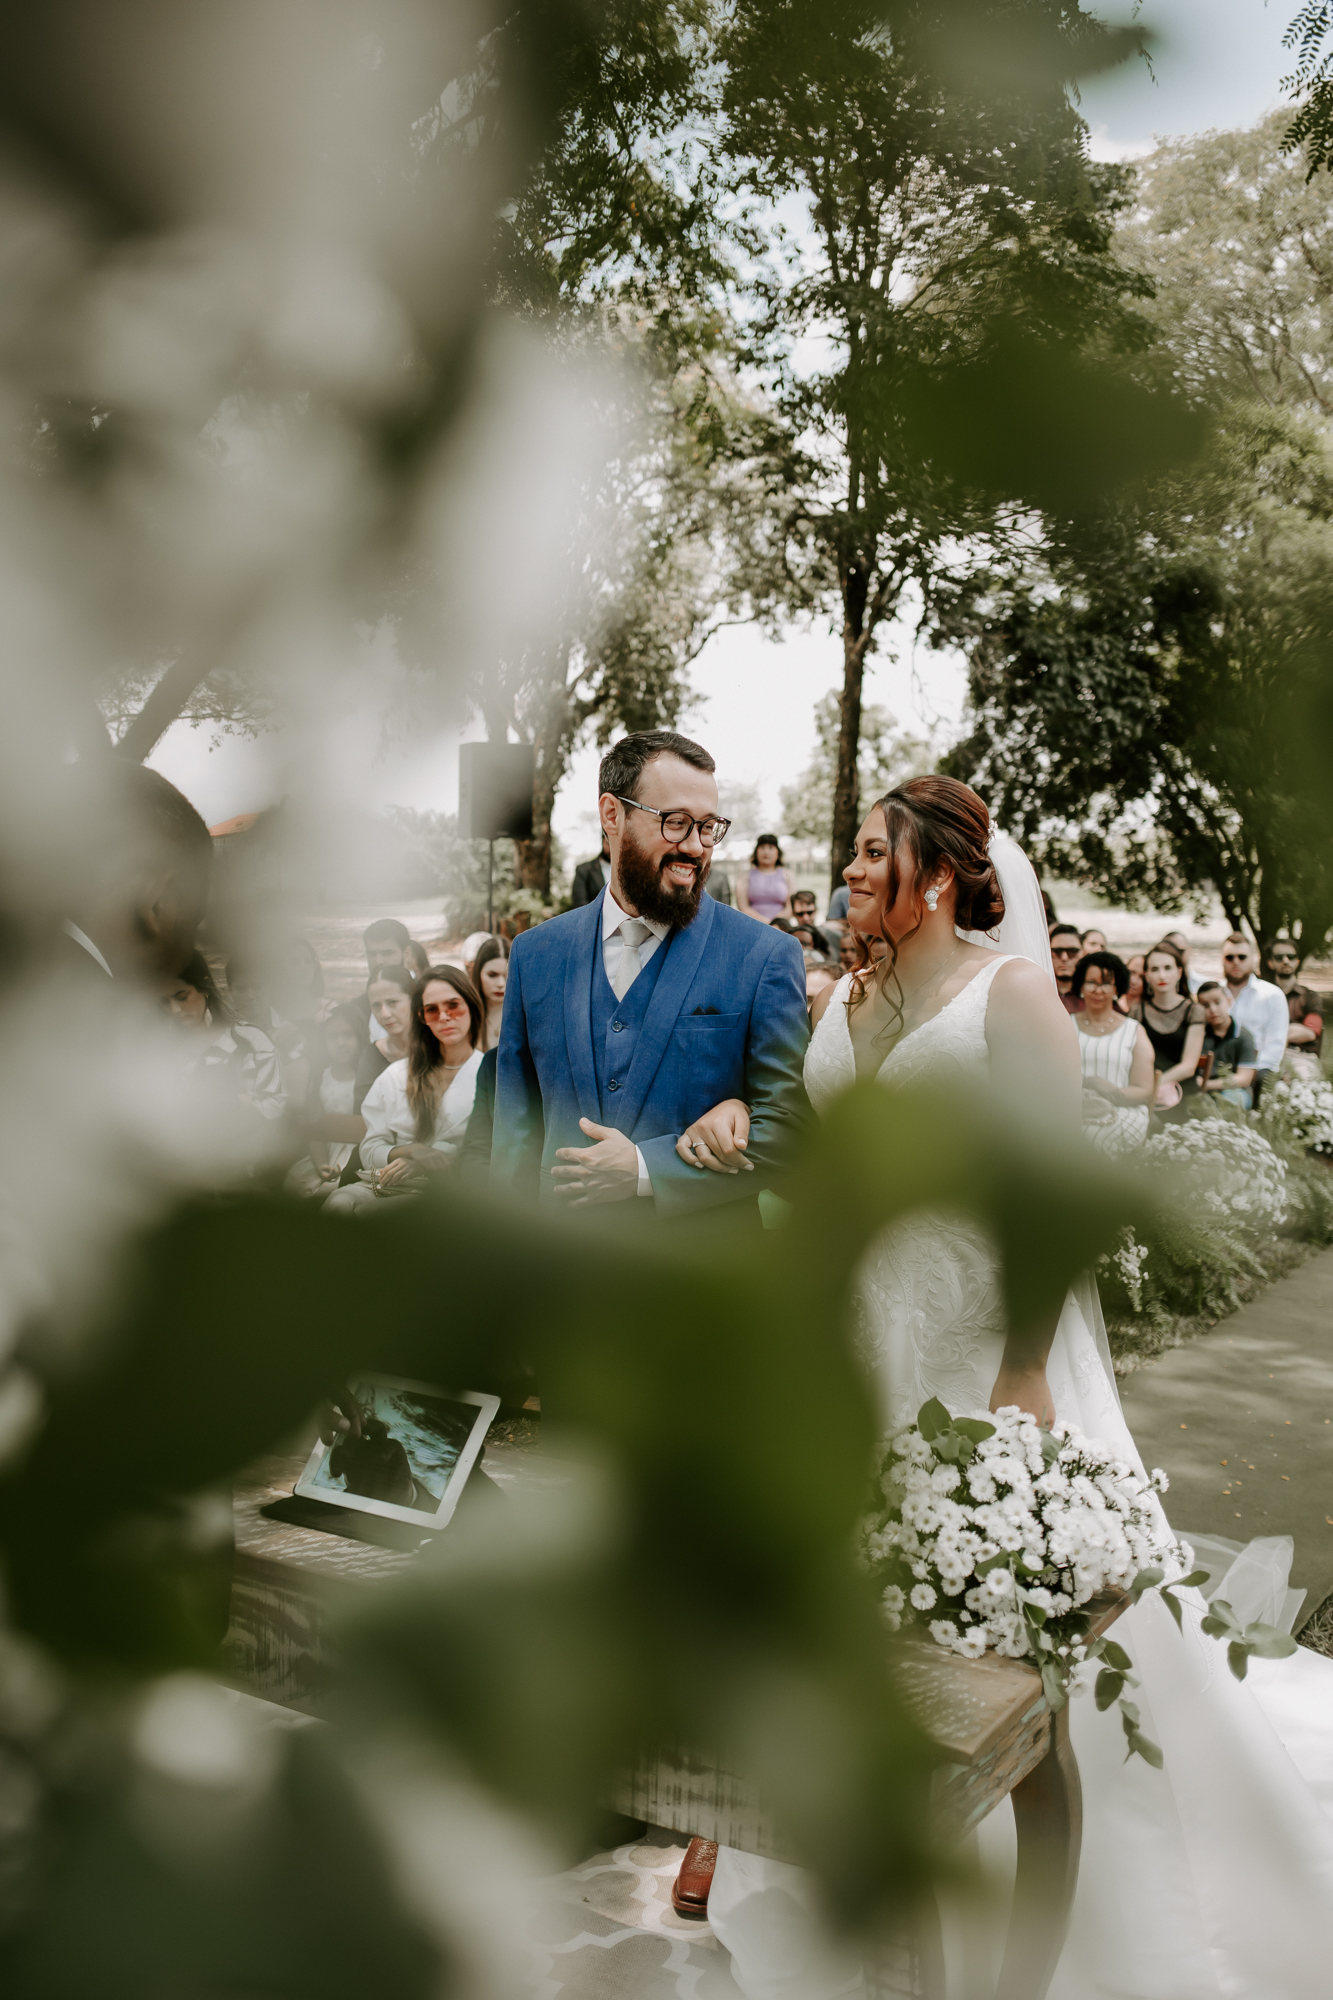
[458,742,535,933]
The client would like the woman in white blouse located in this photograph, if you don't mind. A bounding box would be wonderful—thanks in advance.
[327,966,483,1210]
[162,952,287,1122]
[1071,951,1153,1153]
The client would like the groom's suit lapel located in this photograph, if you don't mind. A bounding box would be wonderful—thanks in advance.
[617,893,716,1133]
[561,893,603,1125]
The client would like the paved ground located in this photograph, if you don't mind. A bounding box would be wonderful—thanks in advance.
[1119,1246,1333,1619]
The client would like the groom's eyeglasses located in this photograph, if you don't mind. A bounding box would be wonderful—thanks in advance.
[615,797,732,847]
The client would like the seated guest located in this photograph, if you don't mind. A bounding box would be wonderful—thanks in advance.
[838,928,860,973]
[354,918,413,1035]
[1267,938,1325,1080]
[226,948,310,1105]
[1072,953,1153,1151]
[355,965,416,1113]
[737,836,794,924]
[1049,923,1084,1013]
[1081,926,1108,954]
[471,935,510,1050]
[162,951,287,1121]
[1125,953,1145,1011]
[1162,928,1205,994]
[828,882,850,922]
[289,1004,367,1195]
[404,939,431,979]
[1132,940,1206,1113]
[1197,981,1258,1108]
[1221,933,1289,1101]
[326,966,484,1211]
[791,890,841,961]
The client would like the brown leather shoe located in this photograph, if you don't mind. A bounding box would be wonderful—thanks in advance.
[671,1836,719,1919]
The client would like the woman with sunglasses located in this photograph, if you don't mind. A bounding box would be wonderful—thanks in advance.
[327,965,484,1209]
[1267,937,1325,1080]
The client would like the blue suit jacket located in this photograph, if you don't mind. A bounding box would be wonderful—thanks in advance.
[490,892,813,1216]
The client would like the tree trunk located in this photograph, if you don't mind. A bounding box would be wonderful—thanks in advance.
[512,649,577,901]
[830,561,869,897]
[515,732,559,899]
[116,656,213,761]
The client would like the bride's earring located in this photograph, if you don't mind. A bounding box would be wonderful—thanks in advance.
[924,887,939,911]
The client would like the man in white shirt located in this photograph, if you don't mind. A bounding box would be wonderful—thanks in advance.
[1222,934,1289,1096]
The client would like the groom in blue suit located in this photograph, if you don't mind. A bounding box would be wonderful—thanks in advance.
[491,730,812,1221]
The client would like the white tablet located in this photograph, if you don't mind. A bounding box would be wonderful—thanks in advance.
[295,1374,500,1530]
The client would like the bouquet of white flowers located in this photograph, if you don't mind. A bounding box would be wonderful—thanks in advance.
[863,1401,1295,1765]
[1257,1075,1333,1157]
[1143,1118,1287,1226]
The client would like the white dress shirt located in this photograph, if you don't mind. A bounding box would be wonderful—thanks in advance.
[1227,973,1290,1072]
[601,886,669,1197]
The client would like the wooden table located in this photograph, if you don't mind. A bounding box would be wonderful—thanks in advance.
[227,1453,1123,2000]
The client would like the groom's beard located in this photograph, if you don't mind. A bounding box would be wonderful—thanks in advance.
[616,831,711,929]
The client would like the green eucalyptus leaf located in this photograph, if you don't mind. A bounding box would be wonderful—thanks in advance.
[1158,1588,1184,1631]
[953,1418,996,1444]
[917,1399,951,1442]
[1242,1624,1299,1660]
[1040,1663,1069,1712]
[1100,1639,1132,1673]
[1125,1726,1164,1769]
[1228,1641,1252,1681]
[1095,1668,1124,1711]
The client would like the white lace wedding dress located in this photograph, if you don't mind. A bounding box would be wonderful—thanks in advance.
[709,952,1333,2000]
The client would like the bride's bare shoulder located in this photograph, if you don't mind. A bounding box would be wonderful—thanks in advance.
[810,974,849,1027]
[986,954,1078,1047]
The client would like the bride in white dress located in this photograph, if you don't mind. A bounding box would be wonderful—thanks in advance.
[701,777,1333,2000]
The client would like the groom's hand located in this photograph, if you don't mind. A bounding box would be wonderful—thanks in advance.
[551,1120,640,1205]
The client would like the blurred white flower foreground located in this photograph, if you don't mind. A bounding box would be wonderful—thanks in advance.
[0,1,607,1388]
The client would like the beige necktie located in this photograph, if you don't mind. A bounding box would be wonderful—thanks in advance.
[611,917,650,1001]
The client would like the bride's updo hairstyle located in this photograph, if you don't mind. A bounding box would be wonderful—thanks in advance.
[847,775,1005,1041]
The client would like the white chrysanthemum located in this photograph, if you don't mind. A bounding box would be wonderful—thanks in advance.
[910,1582,937,1611]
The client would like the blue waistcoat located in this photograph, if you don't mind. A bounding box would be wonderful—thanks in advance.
[590,932,669,1124]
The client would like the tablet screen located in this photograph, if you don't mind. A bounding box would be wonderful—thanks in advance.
[296,1375,499,1528]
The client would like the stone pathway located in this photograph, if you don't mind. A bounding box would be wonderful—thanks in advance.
[525,1830,744,2000]
[1118,1246,1333,1618]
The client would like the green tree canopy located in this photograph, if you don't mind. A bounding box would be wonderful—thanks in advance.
[715,0,1159,891]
